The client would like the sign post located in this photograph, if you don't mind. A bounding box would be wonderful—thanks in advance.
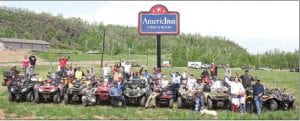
[138,5,180,68]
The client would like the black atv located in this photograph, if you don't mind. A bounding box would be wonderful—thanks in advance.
[8,78,38,102]
[64,79,84,104]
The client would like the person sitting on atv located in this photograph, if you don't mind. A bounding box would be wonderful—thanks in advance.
[10,64,20,77]
[145,79,161,108]
[87,67,96,80]
[123,61,132,80]
[224,76,245,112]
[113,67,123,85]
[186,74,196,91]
[154,67,163,81]
[201,69,209,78]
[193,78,205,112]
[67,66,75,77]
[143,70,152,81]
[75,67,85,80]
[109,81,126,108]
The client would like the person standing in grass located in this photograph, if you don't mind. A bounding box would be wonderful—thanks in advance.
[193,78,205,112]
[224,76,245,112]
[28,52,37,78]
[169,70,181,102]
[252,77,264,114]
[22,55,29,79]
[210,63,218,81]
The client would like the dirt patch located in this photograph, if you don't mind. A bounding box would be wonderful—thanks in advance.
[94,115,106,119]
[0,108,6,119]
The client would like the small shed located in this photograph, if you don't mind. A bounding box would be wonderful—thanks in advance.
[0,37,51,51]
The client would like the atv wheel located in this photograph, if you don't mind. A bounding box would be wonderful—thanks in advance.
[207,98,213,110]
[34,91,40,103]
[246,101,253,113]
[53,92,61,103]
[269,99,278,111]
[8,92,14,101]
[169,99,174,108]
[82,96,88,106]
[140,96,146,107]
[26,91,34,102]
[64,94,70,105]
[177,97,182,108]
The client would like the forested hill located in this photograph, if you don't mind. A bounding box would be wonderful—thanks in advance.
[0,6,297,68]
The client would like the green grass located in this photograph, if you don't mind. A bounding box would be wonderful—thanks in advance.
[0,65,299,120]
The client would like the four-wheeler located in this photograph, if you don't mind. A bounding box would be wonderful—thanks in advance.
[8,78,39,102]
[262,87,295,111]
[95,76,113,104]
[34,73,65,103]
[64,79,85,104]
[177,84,195,108]
[203,80,230,110]
[123,79,150,106]
[156,84,174,108]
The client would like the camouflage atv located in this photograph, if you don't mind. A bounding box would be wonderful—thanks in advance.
[203,80,230,110]
[123,79,150,106]
[262,87,295,111]
[177,84,195,108]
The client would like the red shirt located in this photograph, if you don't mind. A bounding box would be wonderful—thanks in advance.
[59,58,68,68]
[22,58,29,67]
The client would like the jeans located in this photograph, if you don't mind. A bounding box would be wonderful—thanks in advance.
[60,67,67,77]
[171,83,180,101]
[239,103,246,113]
[254,96,262,114]
[23,67,27,79]
[112,96,126,108]
[29,65,35,78]
[195,94,204,112]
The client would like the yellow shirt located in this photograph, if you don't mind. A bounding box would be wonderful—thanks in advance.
[75,71,83,79]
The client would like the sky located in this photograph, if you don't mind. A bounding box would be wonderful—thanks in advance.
[0,1,298,54]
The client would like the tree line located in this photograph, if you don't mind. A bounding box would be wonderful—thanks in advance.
[0,6,298,69]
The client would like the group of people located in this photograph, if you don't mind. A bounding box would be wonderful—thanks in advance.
[20,52,37,79]
[17,55,265,114]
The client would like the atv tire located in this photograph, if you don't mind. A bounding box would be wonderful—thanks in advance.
[53,92,61,103]
[246,101,253,113]
[177,97,182,108]
[207,98,213,110]
[140,96,146,107]
[64,94,70,105]
[34,91,40,103]
[26,91,34,102]
[8,92,14,101]
[169,99,174,108]
[269,99,278,111]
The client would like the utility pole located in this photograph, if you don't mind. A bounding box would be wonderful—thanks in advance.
[100,28,106,68]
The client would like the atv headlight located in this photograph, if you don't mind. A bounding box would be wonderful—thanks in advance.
[38,88,43,92]
[50,88,56,92]
[21,88,28,92]
[10,88,14,92]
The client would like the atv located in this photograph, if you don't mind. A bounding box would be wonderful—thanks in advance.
[123,79,150,106]
[95,76,113,104]
[203,80,230,110]
[8,77,38,102]
[262,87,295,111]
[34,74,65,103]
[156,84,174,108]
[64,79,85,104]
[177,83,195,108]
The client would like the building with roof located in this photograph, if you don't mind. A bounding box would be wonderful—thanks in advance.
[0,37,51,51]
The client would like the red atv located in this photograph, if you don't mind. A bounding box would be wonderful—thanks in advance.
[34,76,65,103]
[95,76,112,104]
[156,85,174,108]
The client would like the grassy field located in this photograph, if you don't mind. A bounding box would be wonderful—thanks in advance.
[0,64,299,120]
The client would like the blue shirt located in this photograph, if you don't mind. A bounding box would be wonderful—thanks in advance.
[253,83,264,96]
[109,84,125,97]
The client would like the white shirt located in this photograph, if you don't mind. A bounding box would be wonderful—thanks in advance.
[123,64,131,73]
[182,72,187,79]
[170,73,181,84]
[161,79,169,88]
[224,77,245,95]
[102,67,111,76]
[186,77,196,90]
